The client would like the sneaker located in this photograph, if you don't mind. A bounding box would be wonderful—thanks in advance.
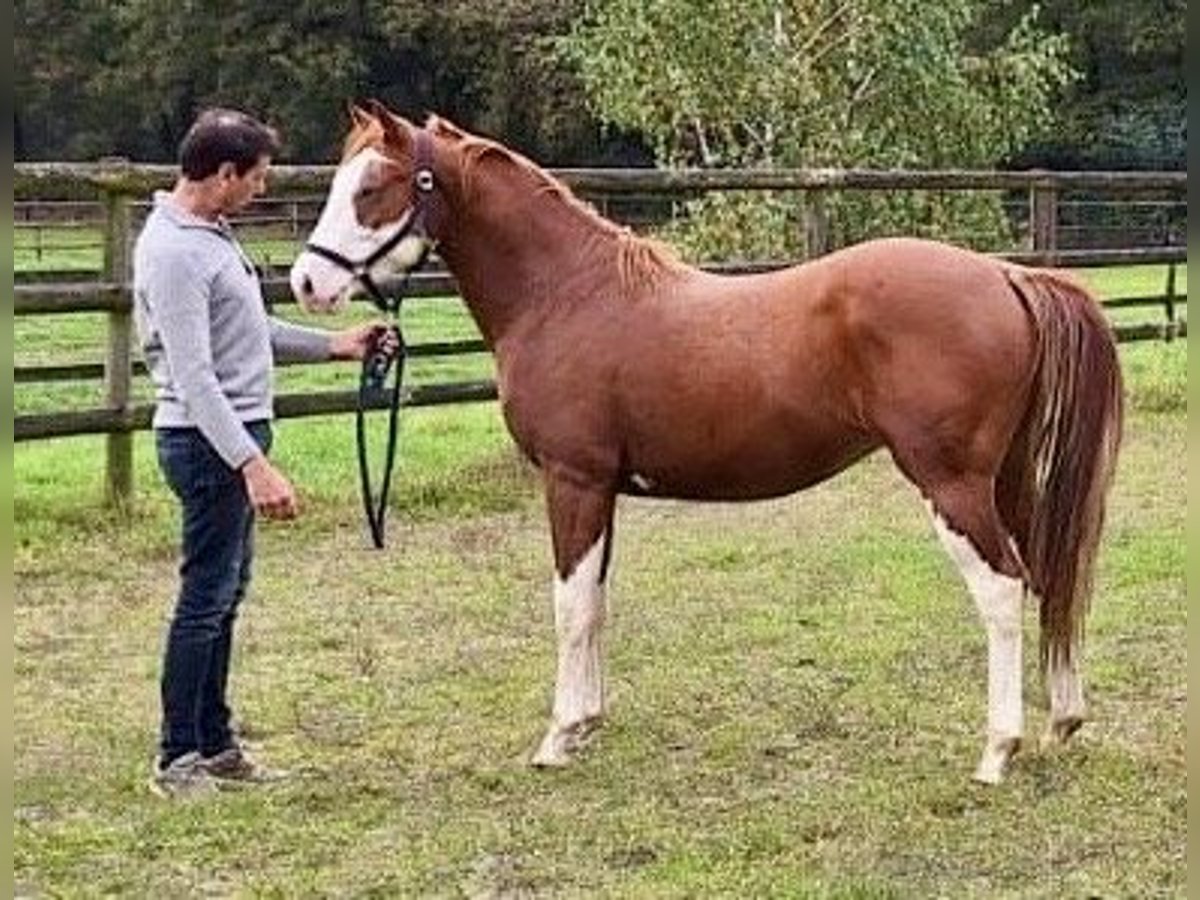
[149,752,218,799]
[198,746,289,787]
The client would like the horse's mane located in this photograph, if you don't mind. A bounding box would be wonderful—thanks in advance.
[426,114,685,292]
[340,111,685,293]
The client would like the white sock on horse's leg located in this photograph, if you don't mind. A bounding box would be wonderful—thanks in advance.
[532,533,608,767]
[1044,651,1086,745]
[930,508,1025,784]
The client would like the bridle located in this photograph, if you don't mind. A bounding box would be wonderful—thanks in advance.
[304,129,438,315]
[305,129,438,548]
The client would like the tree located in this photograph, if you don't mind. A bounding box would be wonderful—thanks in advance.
[559,0,1077,257]
[93,1,374,162]
[13,0,612,165]
[997,0,1185,169]
[14,1,124,159]
[372,0,608,163]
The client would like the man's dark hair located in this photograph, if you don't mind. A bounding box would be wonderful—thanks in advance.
[178,108,280,180]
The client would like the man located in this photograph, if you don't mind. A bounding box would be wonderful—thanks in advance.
[134,108,381,797]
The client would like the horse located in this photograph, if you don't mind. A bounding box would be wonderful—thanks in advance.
[290,102,1123,784]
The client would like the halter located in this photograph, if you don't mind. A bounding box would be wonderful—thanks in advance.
[304,129,438,316]
[306,129,438,548]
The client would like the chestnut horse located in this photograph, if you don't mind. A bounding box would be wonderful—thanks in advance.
[291,104,1122,784]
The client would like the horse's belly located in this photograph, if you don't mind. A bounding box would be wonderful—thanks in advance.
[623,420,879,501]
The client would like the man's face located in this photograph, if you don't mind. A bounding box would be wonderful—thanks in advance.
[218,155,271,215]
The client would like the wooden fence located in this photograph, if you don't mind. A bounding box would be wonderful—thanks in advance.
[14,164,1188,506]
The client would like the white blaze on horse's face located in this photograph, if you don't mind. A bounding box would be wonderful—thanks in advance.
[290,147,431,313]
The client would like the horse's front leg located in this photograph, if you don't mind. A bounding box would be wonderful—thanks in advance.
[531,469,616,768]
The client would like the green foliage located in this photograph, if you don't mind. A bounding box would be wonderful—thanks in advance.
[658,192,798,262]
[12,0,1184,178]
[373,1,597,161]
[563,1,1072,168]
[13,0,598,164]
[992,0,1186,169]
[561,0,1077,257]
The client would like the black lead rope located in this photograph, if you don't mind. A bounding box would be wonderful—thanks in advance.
[356,317,407,549]
[306,129,438,548]
[347,253,430,549]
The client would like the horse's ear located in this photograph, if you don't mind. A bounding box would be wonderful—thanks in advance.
[364,98,390,121]
[365,99,413,152]
[429,114,468,140]
[348,102,372,129]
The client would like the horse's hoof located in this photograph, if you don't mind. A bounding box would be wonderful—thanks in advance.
[530,736,571,768]
[1041,715,1084,748]
[530,719,601,768]
[973,737,1021,785]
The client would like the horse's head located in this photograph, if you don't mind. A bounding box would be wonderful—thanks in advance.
[291,101,437,312]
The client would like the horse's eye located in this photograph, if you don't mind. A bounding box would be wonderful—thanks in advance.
[357,184,379,201]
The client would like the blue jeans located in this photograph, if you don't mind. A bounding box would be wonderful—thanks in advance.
[156,421,271,764]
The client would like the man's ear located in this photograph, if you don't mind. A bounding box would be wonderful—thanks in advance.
[216,160,239,182]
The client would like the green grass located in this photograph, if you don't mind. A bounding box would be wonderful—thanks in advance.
[14,225,305,274]
[14,226,104,272]
[1076,264,1188,327]
[13,253,1186,895]
[14,392,1184,896]
[1077,263,1187,299]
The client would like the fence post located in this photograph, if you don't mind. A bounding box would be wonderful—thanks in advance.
[103,186,134,509]
[1030,174,1059,266]
[1164,262,1177,339]
[800,188,830,260]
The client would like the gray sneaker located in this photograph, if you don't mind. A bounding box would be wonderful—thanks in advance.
[149,752,218,799]
[198,746,289,787]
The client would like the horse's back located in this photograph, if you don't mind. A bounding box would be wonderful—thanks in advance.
[647,237,1039,487]
[674,237,1034,404]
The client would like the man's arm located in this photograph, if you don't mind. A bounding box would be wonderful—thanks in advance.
[268,317,334,363]
[270,317,384,362]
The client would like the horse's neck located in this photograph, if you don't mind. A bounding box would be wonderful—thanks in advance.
[436,169,619,347]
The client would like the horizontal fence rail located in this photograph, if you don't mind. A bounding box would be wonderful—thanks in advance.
[15,163,1188,198]
[12,162,1188,505]
[15,382,500,442]
[15,339,492,384]
[12,248,1189,316]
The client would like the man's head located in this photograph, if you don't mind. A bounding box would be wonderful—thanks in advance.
[178,109,280,214]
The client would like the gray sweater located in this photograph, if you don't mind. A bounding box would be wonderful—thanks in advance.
[133,192,332,469]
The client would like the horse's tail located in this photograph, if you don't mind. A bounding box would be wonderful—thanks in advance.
[1001,267,1124,670]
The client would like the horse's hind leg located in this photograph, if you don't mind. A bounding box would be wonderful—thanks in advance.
[531,469,616,768]
[1044,655,1086,745]
[922,476,1028,784]
[996,429,1087,746]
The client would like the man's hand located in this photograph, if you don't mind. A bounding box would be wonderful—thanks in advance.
[330,323,399,361]
[241,455,298,520]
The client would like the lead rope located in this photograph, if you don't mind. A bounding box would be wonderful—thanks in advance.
[356,312,407,549]
[308,129,437,548]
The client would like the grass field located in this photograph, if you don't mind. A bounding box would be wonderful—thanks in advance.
[13,259,1187,896]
